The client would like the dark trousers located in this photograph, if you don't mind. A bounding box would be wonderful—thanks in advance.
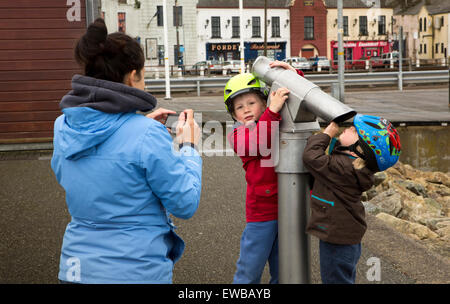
[319,240,361,284]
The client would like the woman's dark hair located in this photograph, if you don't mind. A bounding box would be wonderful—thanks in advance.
[74,18,145,83]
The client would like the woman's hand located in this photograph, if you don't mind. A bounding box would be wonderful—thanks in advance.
[176,109,201,146]
[268,87,290,113]
[146,108,176,124]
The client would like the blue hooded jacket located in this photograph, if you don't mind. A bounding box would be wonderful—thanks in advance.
[51,75,202,283]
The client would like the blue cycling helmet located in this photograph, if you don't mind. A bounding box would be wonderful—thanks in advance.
[352,114,401,172]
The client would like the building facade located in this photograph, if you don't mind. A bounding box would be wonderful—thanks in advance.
[290,0,328,58]
[197,0,291,63]
[325,0,395,62]
[101,0,199,66]
[392,0,449,61]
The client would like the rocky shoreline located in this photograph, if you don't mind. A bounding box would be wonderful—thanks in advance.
[363,162,450,260]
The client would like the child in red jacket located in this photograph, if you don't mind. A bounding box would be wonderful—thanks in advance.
[224,62,293,283]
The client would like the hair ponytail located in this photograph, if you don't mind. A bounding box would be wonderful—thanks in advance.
[74,18,144,84]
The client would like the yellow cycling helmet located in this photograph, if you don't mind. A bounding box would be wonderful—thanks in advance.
[223,73,268,113]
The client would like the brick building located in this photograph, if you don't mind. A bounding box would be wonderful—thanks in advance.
[290,0,328,58]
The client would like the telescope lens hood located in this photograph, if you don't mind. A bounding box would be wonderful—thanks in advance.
[332,110,357,124]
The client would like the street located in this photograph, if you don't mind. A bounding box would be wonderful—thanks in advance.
[1,152,448,284]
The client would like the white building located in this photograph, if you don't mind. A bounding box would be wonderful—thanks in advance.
[197,0,291,63]
[101,0,198,67]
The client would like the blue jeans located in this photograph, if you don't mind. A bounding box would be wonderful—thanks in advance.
[233,220,279,284]
[319,240,361,284]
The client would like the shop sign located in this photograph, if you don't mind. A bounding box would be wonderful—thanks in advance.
[210,43,239,51]
[250,43,281,50]
[331,41,388,48]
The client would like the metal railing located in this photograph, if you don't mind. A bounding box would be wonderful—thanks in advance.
[145,69,449,96]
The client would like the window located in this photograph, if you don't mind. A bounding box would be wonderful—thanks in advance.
[359,16,368,36]
[442,43,445,54]
[424,43,427,54]
[423,17,427,32]
[378,15,386,35]
[173,6,182,27]
[232,16,240,38]
[156,6,163,26]
[419,44,422,54]
[211,17,221,38]
[419,18,422,32]
[272,16,280,37]
[118,12,126,33]
[252,17,261,37]
[304,16,314,40]
[343,16,349,36]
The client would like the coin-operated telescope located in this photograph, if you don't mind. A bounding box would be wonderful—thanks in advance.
[252,56,356,284]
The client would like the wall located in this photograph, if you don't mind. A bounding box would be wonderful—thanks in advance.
[197,7,290,62]
[0,0,87,143]
[290,0,327,58]
[326,7,394,59]
[102,0,199,66]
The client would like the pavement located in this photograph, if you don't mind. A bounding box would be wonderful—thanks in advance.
[0,87,448,284]
[0,151,449,284]
[154,87,450,125]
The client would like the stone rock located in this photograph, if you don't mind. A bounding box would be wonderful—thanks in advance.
[376,212,439,240]
[369,188,403,216]
[373,171,387,187]
[395,180,428,197]
[426,172,450,187]
[423,217,450,231]
[363,201,380,215]
[436,226,450,241]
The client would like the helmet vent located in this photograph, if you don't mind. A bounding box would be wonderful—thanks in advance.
[247,78,257,86]
[225,89,232,95]
[365,121,382,129]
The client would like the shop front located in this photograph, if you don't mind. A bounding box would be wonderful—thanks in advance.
[206,42,240,62]
[330,40,392,64]
[245,42,287,62]
[205,41,287,63]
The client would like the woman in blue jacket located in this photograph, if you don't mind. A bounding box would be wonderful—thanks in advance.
[51,18,202,284]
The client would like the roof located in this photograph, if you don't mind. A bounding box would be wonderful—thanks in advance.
[393,0,450,16]
[324,0,396,8]
[426,0,450,15]
[197,0,291,8]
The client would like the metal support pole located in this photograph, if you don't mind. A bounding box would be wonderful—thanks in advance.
[252,56,356,284]
[277,130,315,284]
[239,0,245,74]
[399,26,403,91]
[162,0,171,100]
[337,0,345,103]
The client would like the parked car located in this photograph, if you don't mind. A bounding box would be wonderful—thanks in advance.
[369,57,385,68]
[223,60,241,74]
[188,61,209,75]
[309,56,330,70]
[381,52,399,65]
[208,59,224,74]
[188,60,224,75]
[350,56,385,70]
[283,57,312,71]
